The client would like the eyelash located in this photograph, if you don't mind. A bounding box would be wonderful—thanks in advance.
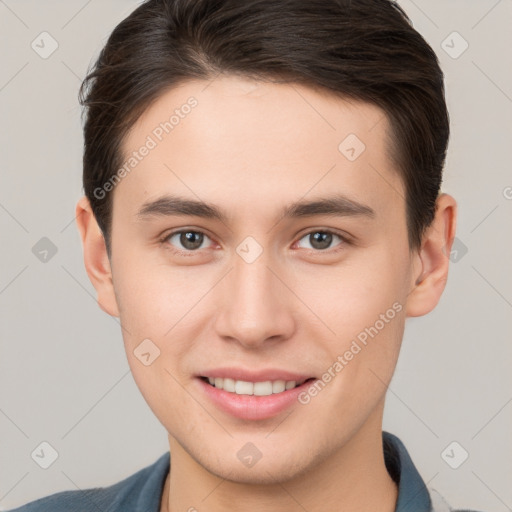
[159,228,351,256]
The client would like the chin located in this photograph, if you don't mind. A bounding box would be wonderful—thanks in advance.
[197,448,314,486]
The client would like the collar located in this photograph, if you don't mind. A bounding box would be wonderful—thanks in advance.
[383,431,432,512]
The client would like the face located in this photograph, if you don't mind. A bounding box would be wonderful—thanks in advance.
[103,76,420,483]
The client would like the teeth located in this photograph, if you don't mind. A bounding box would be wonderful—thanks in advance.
[205,377,307,395]
[254,381,273,395]
[222,377,235,392]
[272,380,286,393]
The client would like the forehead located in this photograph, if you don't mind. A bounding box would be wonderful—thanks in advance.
[115,75,404,223]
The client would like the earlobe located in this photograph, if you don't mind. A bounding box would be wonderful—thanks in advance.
[405,193,457,317]
[75,196,120,317]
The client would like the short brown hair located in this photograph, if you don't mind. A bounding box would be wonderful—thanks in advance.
[79,0,449,254]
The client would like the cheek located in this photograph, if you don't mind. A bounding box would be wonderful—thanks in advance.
[112,253,178,335]
[296,246,409,382]
[301,264,407,427]
[112,263,195,420]
[300,250,407,331]
[111,254,208,382]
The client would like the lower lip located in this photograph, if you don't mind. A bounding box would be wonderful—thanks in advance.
[196,377,317,421]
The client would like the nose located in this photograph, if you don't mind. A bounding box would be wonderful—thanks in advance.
[213,249,296,349]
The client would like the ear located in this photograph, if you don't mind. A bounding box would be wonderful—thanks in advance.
[75,196,120,317]
[405,193,457,317]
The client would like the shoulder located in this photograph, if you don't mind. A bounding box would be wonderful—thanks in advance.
[429,476,488,512]
[3,487,112,512]
[382,432,488,512]
[3,452,170,512]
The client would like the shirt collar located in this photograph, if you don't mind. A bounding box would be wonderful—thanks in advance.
[383,431,432,512]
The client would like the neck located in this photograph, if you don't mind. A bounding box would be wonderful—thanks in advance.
[161,414,397,512]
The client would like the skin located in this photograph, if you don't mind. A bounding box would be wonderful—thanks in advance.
[76,75,457,512]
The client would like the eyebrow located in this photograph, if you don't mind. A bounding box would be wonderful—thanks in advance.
[137,193,375,224]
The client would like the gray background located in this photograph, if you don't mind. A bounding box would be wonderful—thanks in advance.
[1,0,511,510]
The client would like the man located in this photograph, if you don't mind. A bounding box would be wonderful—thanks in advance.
[6,0,484,511]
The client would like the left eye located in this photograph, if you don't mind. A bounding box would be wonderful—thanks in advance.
[296,230,345,251]
[165,230,214,252]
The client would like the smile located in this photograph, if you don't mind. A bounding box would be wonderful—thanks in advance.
[197,376,319,420]
[200,376,315,395]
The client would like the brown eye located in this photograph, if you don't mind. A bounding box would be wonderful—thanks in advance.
[165,230,211,252]
[296,230,346,251]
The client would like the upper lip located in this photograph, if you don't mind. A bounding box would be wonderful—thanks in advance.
[198,367,316,383]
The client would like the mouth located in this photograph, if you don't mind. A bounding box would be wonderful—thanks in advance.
[199,376,316,396]
[196,374,320,420]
